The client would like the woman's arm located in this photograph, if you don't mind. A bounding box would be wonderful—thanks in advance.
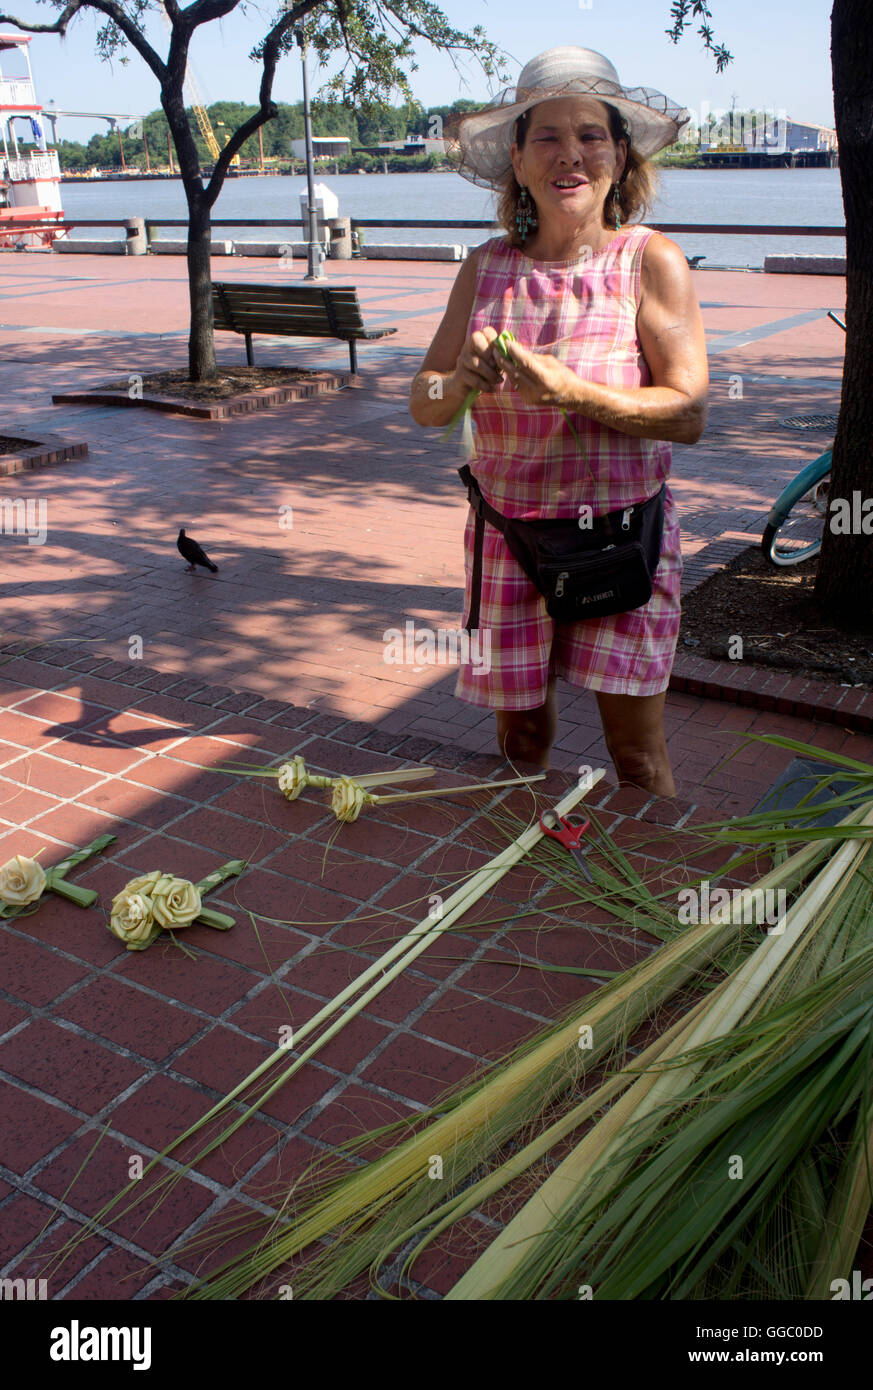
[500,234,709,445]
[409,246,505,427]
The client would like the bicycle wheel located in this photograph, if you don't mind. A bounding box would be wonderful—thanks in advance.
[761,449,832,566]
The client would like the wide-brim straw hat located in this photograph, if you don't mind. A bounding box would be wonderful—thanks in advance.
[453,46,690,189]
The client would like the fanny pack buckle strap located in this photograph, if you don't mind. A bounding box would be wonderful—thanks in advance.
[458,464,487,520]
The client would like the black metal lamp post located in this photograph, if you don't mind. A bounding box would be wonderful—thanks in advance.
[295,26,325,281]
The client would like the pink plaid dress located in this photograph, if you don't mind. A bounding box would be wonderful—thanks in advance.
[455,225,682,710]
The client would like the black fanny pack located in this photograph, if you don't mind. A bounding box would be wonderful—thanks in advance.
[459,464,665,629]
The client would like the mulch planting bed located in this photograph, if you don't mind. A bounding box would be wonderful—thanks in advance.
[100,367,317,402]
[0,435,37,454]
[52,366,353,419]
[680,545,873,689]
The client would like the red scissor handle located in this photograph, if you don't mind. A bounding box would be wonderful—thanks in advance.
[539,809,590,851]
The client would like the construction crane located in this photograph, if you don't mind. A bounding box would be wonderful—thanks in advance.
[185,65,224,162]
[158,9,240,166]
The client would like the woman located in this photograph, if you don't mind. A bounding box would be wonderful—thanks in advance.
[409,47,708,796]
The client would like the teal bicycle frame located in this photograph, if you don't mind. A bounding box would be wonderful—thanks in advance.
[760,311,844,566]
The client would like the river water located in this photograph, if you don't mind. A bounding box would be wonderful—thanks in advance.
[60,167,845,269]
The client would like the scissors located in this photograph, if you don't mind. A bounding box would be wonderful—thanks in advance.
[539,808,593,883]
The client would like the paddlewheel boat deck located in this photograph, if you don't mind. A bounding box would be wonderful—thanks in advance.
[0,33,66,247]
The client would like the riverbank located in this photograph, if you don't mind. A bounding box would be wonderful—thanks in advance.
[62,169,282,183]
[62,153,838,180]
[60,166,454,183]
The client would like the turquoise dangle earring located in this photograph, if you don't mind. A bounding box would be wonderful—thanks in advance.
[516,186,538,240]
[612,182,622,231]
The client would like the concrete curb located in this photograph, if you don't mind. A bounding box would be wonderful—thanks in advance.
[764,254,846,275]
[54,239,127,255]
[150,240,234,256]
[362,244,467,260]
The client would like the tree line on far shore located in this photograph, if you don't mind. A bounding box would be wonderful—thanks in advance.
[51,99,484,172]
[48,99,768,174]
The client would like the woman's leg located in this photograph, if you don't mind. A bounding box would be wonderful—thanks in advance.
[493,685,675,792]
[595,690,676,796]
[495,677,558,769]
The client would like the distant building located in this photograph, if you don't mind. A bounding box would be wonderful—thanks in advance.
[290,136,351,159]
[785,121,838,152]
[399,137,448,155]
[740,118,837,153]
[356,136,449,156]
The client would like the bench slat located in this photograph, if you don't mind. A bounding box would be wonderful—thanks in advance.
[216,322,396,341]
[217,311,368,329]
[217,300,336,313]
[217,297,358,310]
[218,309,365,330]
[216,286,360,303]
[217,316,336,333]
[217,292,360,306]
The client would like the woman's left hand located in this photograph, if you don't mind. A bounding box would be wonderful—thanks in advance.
[501,340,583,408]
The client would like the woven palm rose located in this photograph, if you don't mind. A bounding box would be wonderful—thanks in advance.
[332,777,367,823]
[0,855,47,906]
[278,756,308,801]
[109,891,156,944]
[150,875,201,929]
[124,870,162,896]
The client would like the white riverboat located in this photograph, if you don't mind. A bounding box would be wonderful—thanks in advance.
[0,32,65,247]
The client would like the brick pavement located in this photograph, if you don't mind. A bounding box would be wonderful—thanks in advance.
[0,644,829,1300]
[1,251,869,1298]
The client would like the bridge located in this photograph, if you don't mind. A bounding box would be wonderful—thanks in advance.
[42,109,145,143]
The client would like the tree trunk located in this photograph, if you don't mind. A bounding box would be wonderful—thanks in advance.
[161,82,218,383]
[186,191,217,381]
[813,0,873,626]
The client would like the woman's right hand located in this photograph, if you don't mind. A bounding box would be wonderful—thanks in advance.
[449,327,506,398]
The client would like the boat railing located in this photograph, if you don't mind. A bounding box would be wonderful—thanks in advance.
[1,151,61,182]
[0,77,35,106]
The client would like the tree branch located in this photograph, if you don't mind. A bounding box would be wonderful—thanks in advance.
[180,0,250,30]
[0,1,88,36]
[84,0,169,79]
[379,0,502,72]
[205,0,321,201]
[664,0,733,70]
[258,0,322,54]
[334,0,352,54]
[205,102,275,200]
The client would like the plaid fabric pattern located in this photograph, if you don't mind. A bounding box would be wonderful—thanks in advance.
[455,227,683,708]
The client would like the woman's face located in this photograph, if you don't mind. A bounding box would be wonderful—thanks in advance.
[510,96,627,231]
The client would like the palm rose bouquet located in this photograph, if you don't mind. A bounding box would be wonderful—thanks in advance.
[108,860,245,951]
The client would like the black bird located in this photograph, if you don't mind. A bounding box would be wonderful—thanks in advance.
[177,528,218,573]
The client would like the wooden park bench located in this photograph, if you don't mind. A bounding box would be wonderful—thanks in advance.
[212,282,397,372]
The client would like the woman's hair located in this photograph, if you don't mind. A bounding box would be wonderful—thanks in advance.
[496,101,658,248]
